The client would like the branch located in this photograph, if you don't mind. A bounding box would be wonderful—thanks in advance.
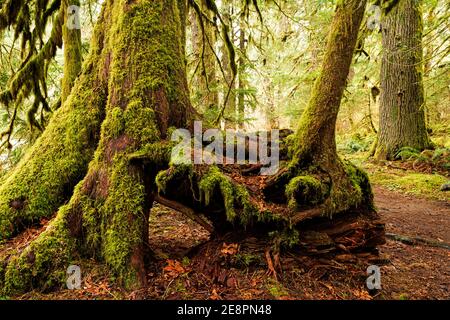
[154,194,214,233]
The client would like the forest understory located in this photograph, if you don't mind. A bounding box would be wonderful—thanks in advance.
[1,157,448,300]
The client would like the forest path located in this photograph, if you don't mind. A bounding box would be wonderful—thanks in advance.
[373,186,449,299]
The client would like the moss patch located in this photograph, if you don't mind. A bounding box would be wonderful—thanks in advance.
[285,175,327,209]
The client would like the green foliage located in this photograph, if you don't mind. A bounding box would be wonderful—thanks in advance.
[343,134,375,153]
[370,171,448,201]
[285,175,326,209]
[395,147,421,161]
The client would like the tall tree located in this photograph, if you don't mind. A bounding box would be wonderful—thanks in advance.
[1,0,194,294]
[375,0,431,160]
[264,0,373,215]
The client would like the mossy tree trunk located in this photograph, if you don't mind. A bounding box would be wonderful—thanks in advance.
[264,0,373,215]
[0,1,109,241]
[1,0,193,294]
[375,0,431,160]
[61,0,83,102]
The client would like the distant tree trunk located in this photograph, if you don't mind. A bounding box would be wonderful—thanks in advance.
[375,0,431,160]
[221,0,236,127]
[61,0,83,102]
[237,14,246,129]
[189,0,218,113]
[423,3,437,128]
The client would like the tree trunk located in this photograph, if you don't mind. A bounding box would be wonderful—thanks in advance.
[61,0,83,102]
[1,0,193,295]
[264,0,373,215]
[221,0,236,127]
[375,0,431,160]
[0,1,109,241]
[237,14,246,129]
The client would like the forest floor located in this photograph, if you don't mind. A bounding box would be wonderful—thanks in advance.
[1,162,449,300]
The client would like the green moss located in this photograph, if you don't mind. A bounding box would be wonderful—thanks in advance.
[199,166,237,221]
[269,228,300,248]
[198,166,260,225]
[0,65,105,240]
[101,156,147,287]
[370,171,448,201]
[156,164,193,194]
[2,210,75,295]
[285,175,326,209]
[103,107,125,139]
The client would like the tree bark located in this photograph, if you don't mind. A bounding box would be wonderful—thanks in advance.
[1,0,194,295]
[375,0,431,160]
[0,2,110,241]
[61,0,83,102]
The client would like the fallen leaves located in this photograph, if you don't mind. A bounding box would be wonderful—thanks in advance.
[221,243,239,256]
[163,259,190,279]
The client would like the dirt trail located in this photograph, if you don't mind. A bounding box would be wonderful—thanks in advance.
[373,186,449,299]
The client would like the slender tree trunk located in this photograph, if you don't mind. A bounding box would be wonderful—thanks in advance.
[237,14,246,129]
[61,0,83,102]
[221,0,236,127]
[189,0,218,113]
[375,0,431,160]
[263,0,372,215]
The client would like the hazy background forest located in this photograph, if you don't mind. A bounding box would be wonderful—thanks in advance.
[0,0,448,301]
[1,0,448,187]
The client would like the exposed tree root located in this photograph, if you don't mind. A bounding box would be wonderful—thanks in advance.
[386,233,450,250]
